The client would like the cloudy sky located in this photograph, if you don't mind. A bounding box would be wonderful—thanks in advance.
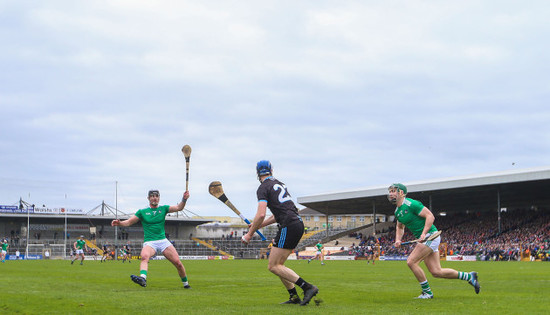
[1,1,549,219]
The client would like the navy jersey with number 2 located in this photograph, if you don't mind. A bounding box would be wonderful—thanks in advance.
[256,177,301,226]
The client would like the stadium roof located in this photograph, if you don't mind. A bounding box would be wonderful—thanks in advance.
[297,166,550,216]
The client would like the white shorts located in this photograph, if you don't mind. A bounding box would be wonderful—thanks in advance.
[316,250,322,255]
[1,250,6,254]
[75,249,84,255]
[143,239,173,254]
[422,233,441,252]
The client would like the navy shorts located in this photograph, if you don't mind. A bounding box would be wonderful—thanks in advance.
[274,221,304,250]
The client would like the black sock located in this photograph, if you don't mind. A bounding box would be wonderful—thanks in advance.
[295,277,312,290]
[288,287,298,297]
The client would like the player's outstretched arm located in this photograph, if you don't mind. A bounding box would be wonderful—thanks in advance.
[111,215,140,227]
[169,191,189,213]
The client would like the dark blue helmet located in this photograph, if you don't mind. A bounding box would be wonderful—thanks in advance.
[256,160,272,176]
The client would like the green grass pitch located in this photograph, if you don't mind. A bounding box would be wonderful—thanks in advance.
[1,259,547,314]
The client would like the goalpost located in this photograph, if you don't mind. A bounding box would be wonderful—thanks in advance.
[48,244,67,260]
[26,244,44,259]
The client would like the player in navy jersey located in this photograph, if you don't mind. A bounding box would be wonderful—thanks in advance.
[242,160,319,306]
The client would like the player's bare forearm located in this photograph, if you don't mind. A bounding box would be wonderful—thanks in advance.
[248,213,265,235]
[170,200,186,213]
[169,191,189,213]
[395,223,405,243]
[112,220,129,227]
[259,215,276,228]
[419,207,435,237]
[247,202,267,236]
[112,215,139,227]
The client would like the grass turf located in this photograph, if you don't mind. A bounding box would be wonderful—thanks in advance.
[0,259,548,314]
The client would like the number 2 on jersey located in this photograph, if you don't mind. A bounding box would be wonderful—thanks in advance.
[274,184,292,203]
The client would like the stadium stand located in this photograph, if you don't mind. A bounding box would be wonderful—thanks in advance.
[350,209,550,261]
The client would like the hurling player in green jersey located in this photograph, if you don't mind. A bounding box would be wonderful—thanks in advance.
[308,242,325,265]
[1,239,9,262]
[71,235,89,265]
[388,183,480,299]
[111,189,190,288]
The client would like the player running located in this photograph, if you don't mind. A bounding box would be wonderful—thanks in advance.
[365,243,375,264]
[242,160,319,306]
[122,242,132,263]
[1,239,9,262]
[364,236,379,264]
[111,189,191,288]
[388,183,480,299]
[101,244,110,262]
[71,235,89,265]
[308,242,325,265]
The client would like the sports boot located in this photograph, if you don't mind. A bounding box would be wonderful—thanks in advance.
[300,285,319,306]
[469,272,480,294]
[280,294,301,304]
[415,292,434,299]
[130,275,147,287]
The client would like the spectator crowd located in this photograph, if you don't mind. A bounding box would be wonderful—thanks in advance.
[352,209,550,261]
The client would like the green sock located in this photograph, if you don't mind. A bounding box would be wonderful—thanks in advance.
[420,280,433,295]
[458,271,472,281]
[181,276,188,285]
[140,270,147,279]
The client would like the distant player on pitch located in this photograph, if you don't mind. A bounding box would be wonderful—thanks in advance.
[388,183,480,299]
[1,239,9,262]
[242,160,319,306]
[101,244,109,262]
[122,242,131,263]
[308,242,325,265]
[71,235,88,265]
[111,189,191,288]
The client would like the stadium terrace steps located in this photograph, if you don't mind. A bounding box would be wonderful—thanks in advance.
[191,237,232,257]
[296,223,378,251]
[84,239,104,255]
[300,229,326,241]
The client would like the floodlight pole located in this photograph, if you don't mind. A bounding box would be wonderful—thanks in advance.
[497,189,501,235]
[372,201,376,236]
[64,194,67,259]
[114,181,118,260]
[325,206,329,238]
[25,197,30,260]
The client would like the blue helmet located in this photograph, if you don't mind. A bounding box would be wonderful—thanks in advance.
[256,160,272,176]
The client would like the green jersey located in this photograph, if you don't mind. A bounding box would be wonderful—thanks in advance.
[394,198,437,238]
[135,205,170,242]
[75,239,86,250]
[1,243,8,251]
[315,243,323,251]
